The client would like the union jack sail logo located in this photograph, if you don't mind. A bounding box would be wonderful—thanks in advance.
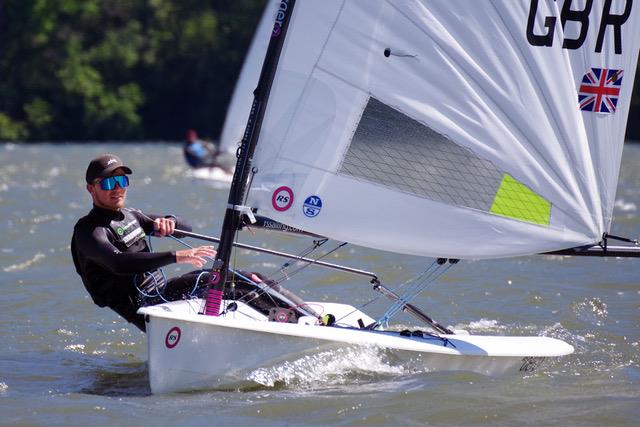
[578,68,623,114]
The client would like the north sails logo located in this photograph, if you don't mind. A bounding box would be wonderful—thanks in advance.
[106,158,117,165]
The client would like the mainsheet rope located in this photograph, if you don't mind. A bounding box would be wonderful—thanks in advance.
[165,234,336,317]
[330,258,458,329]
[374,258,457,329]
[155,232,458,331]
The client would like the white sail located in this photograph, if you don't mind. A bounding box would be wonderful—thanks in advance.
[218,0,281,154]
[245,0,640,259]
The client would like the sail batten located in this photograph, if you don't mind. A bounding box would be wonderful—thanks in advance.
[244,0,639,259]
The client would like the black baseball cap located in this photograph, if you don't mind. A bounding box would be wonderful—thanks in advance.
[85,154,133,184]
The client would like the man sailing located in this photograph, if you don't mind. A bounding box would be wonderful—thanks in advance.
[71,154,217,331]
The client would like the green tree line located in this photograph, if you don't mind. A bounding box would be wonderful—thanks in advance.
[0,0,639,142]
[0,0,265,142]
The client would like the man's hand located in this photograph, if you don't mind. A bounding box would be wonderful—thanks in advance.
[153,217,176,237]
[175,246,217,268]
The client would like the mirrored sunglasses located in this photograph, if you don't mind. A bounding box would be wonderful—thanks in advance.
[99,175,129,191]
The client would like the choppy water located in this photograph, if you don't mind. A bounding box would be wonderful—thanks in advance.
[1,142,639,426]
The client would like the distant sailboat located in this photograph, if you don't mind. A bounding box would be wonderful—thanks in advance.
[219,0,280,158]
[141,0,640,394]
[190,0,281,186]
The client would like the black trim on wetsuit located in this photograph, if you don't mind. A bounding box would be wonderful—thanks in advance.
[71,205,192,331]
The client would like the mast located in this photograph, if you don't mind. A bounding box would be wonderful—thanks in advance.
[203,0,297,316]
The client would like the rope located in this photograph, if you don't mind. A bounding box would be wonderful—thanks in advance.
[166,234,282,312]
[166,234,215,299]
[163,229,460,333]
[134,268,170,303]
[167,233,330,318]
[374,258,455,329]
[135,235,171,303]
[267,240,342,284]
[333,259,456,328]
[162,232,458,333]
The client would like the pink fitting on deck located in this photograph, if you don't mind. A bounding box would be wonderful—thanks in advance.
[205,289,223,316]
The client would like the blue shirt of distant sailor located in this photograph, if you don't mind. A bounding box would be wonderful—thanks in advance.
[184,139,216,168]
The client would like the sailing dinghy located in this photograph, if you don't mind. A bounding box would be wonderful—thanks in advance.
[139,0,640,394]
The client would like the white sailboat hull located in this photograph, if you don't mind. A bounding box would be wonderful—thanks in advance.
[139,299,574,394]
[185,166,233,186]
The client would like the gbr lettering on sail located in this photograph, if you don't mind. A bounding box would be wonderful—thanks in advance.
[527,0,633,54]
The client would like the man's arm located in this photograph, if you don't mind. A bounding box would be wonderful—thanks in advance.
[75,225,176,275]
[129,210,216,267]
[131,210,192,237]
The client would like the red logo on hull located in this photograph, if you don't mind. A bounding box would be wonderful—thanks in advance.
[165,327,181,349]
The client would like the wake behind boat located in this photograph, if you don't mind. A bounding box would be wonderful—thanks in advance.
[185,165,233,187]
[142,0,640,394]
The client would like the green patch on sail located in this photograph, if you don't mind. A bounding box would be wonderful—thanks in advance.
[490,174,550,226]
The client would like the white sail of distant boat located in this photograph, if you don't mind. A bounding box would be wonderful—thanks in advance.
[140,0,640,394]
[218,0,281,155]
[187,0,279,186]
[246,0,640,259]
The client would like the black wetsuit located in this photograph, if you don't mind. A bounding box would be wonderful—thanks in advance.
[71,205,208,332]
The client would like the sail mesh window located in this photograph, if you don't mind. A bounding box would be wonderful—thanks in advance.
[339,98,504,212]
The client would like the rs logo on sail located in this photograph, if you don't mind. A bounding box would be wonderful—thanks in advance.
[527,0,633,54]
[272,186,294,211]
